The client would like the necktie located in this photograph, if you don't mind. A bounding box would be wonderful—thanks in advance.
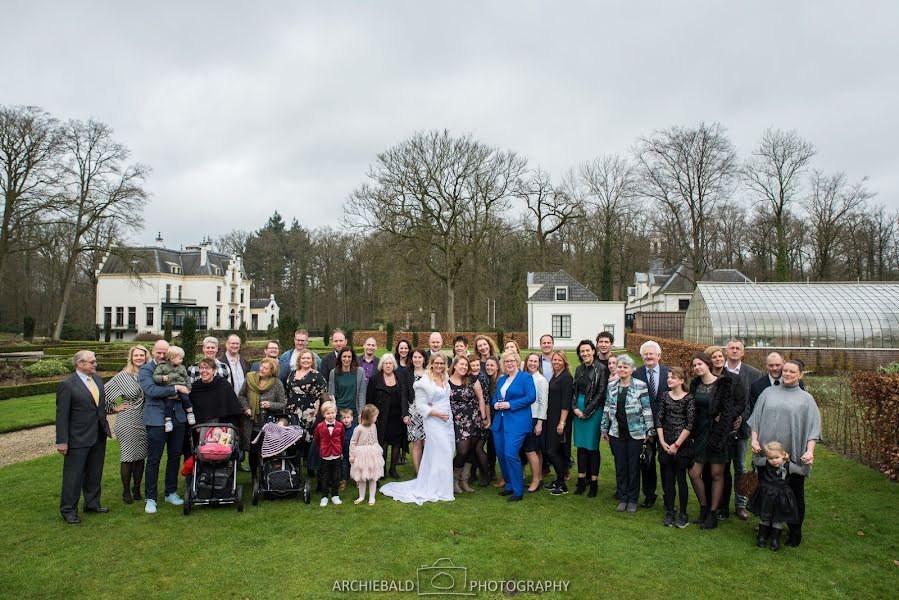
[774,379,780,386]
[648,368,656,398]
[86,377,99,406]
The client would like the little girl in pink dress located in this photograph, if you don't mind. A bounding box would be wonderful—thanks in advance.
[349,404,385,505]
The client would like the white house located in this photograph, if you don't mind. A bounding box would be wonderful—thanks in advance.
[626,262,751,315]
[249,295,280,332]
[527,271,625,349]
[95,235,275,340]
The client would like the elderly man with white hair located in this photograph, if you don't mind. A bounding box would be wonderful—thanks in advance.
[633,339,668,509]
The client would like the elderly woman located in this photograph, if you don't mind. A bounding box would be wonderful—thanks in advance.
[238,357,287,480]
[687,352,737,529]
[366,352,408,479]
[328,347,367,421]
[491,350,537,502]
[748,359,821,547]
[601,355,654,513]
[104,345,150,504]
[571,340,609,498]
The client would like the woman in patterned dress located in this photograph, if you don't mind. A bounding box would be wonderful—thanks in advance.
[104,345,150,504]
[402,348,427,473]
[286,349,328,476]
[448,355,487,493]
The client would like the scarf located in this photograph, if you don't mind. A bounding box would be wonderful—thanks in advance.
[244,371,275,420]
[190,376,245,425]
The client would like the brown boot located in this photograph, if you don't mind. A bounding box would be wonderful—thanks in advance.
[453,468,464,494]
[460,464,475,493]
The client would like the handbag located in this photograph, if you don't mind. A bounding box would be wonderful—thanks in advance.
[737,464,759,498]
[639,439,655,469]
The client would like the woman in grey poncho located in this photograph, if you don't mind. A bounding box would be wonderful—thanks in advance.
[748,359,821,548]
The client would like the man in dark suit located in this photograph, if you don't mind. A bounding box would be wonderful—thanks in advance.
[724,338,763,520]
[56,350,112,524]
[748,351,806,415]
[633,339,669,509]
[319,329,347,382]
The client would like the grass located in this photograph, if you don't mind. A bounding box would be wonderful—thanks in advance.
[0,441,896,599]
[0,393,55,433]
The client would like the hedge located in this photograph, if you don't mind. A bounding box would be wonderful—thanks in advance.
[0,375,114,401]
[0,345,44,354]
[849,372,899,480]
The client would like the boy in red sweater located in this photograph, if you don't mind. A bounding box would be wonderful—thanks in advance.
[313,401,345,506]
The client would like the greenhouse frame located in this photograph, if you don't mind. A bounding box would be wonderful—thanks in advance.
[682,282,899,348]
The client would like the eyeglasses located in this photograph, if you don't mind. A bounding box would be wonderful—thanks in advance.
[199,366,214,371]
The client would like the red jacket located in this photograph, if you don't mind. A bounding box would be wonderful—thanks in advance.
[313,420,344,459]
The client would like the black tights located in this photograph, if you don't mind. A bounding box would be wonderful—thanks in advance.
[454,437,489,472]
[385,444,402,473]
[120,460,145,495]
[576,448,600,479]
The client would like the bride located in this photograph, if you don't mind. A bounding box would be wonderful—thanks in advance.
[380,354,455,504]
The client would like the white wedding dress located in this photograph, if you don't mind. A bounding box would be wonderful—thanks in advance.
[380,377,455,505]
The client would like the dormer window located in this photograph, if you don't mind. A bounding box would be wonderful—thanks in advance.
[555,286,568,301]
[628,286,636,297]
[170,266,181,274]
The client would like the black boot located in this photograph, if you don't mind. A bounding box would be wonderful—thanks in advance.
[573,478,587,495]
[769,528,782,551]
[756,524,770,548]
[694,505,709,524]
[388,446,401,479]
[587,481,598,498]
[786,524,803,547]
[700,508,719,529]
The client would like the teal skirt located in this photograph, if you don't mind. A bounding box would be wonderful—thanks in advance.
[573,393,602,450]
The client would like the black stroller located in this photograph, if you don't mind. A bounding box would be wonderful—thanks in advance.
[251,412,312,505]
[183,423,245,515]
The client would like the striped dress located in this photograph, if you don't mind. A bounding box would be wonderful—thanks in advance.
[104,370,148,462]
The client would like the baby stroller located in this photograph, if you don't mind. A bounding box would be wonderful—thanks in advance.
[183,423,245,515]
[251,412,312,505]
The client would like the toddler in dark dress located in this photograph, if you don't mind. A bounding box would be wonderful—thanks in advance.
[748,441,800,551]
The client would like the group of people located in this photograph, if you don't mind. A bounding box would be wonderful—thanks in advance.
[55,329,821,550]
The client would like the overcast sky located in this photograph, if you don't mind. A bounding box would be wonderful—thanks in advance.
[7,1,898,248]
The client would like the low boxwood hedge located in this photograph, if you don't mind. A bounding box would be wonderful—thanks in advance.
[0,375,115,401]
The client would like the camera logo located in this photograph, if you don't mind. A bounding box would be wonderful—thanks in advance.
[416,559,474,596]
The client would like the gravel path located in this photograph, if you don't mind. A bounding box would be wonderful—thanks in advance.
[0,414,118,468]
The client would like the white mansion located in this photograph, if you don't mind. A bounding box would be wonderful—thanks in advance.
[95,236,279,340]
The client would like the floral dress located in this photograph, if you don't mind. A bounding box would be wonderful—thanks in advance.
[449,379,483,442]
[286,369,328,442]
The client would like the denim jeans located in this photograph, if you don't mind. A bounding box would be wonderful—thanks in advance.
[145,422,185,502]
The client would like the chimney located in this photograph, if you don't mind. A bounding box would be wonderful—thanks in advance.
[199,237,212,267]
[155,232,164,248]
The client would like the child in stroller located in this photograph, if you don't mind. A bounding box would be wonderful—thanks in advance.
[183,423,244,514]
[250,412,312,504]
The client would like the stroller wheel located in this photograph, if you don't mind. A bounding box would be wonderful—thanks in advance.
[183,489,192,516]
[252,478,259,506]
[303,481,312,504]
[236,485,245,512]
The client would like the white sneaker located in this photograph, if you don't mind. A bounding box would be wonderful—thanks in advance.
[145,499,157,514]
[319,497,329,507]
[164,419,173,433]
[187,412,196,425]
[331,496,342,505]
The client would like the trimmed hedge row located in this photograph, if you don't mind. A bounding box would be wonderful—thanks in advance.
[849,372,899,481]
[0,374,115,401]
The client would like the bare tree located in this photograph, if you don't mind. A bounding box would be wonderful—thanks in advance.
[52,119,149,339]
[743,128,816,280]
[515,167,582,271]
[215,229,251,256]
[346,130,525,329]
[805,171,873,280]
[635,122,739,284]
[0,106,61,289]
[576,154,637,299]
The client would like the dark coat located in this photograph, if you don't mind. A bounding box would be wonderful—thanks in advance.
[571,361,609,418]
[634,364,670,416]
[319,351,340,382]
[729,362,763,437]
[366,370,408,445]
[689,371,736,455]
[55,373,112,448]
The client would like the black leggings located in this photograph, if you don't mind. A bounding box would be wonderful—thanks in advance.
[787,473,806,525]
[660,459,688,513]
[576,448,600,478]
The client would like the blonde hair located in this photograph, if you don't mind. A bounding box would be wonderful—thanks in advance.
[259,357,279,378]
[764,441,789,461]
[426,352,449,383]
[339,407,354,419]
[474,335,499,358]
[704,345,723,358]
[320,400,337,416]
[360,404,379,426]
[294,349,315,370]
[125,346,149,374]
[166,346,185,361]
[502,350,522,369]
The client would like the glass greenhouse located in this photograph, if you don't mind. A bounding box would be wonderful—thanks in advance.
[682,282,899,348]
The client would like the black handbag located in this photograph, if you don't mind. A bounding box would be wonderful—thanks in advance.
[640,439,656,469]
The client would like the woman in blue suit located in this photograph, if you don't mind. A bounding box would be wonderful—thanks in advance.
[492,350,537,502]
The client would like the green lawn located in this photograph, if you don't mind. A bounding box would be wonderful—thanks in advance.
[0,393,55,433]
[0,441,896,599]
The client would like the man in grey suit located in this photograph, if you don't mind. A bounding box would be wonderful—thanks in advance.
[56,350,112,524]
[724,338,763,520]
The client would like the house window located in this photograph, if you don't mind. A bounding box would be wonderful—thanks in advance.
[127,307,136,328]
[115,307,124,327]
[551,315,571,339]
[177,286,182,300]
[240,289,244,303]
[170,266,181,274]
[555,286,568,301]
[679,299,690,311]
[115,331,124,340]
[628,286,636,297]
[216,286,221,302]
[165,284,171,302]
[103,307,112,326]
[231,287,236,303]
[216,308,221,327]
[146,307,154,327]
[603,324,615,340]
